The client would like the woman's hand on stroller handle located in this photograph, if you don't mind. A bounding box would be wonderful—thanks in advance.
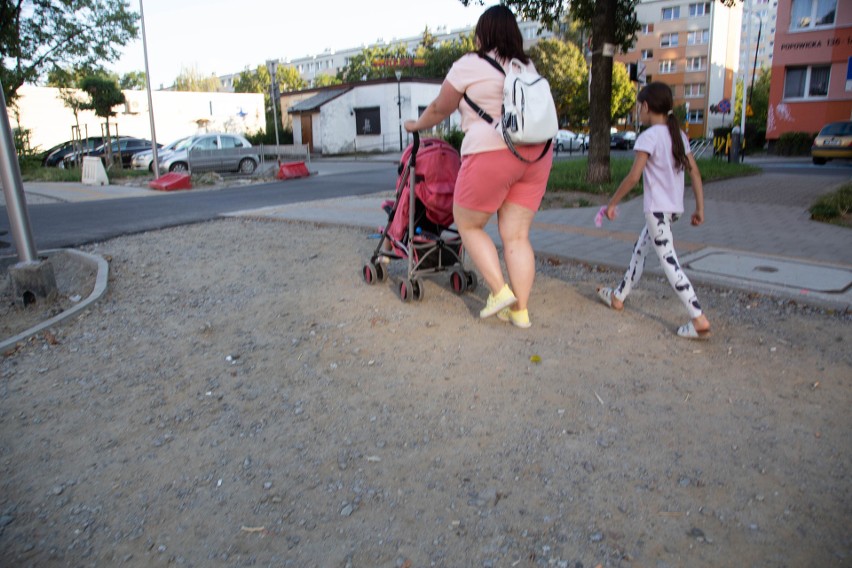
[404,120,419,133]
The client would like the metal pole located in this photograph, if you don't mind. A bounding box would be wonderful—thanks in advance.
[750,16,762,97]
[739,0,752,155]
[395,70,403,152]
[0,81,38,262]
[140,0,160,178]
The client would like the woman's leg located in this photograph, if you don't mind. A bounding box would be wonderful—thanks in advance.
[497,201,537,311]
[645,213,710,330]
[612,224,653,308]
[453,204,505,294]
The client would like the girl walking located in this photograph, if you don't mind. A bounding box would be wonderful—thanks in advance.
[597,82,711,339]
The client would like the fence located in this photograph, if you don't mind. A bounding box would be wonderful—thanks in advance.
[185,143,310,175]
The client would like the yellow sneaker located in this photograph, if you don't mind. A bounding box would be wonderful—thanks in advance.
[497,307,531,328]
[479,284,516,319]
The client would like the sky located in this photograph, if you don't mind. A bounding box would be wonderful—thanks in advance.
[110,0,491,89]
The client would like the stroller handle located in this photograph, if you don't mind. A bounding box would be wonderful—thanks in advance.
[410,132,420,168]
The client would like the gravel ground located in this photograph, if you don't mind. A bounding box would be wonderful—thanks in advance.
[0,218,850,567]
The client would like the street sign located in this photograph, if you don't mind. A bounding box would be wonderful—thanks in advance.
[637,62,647,84]
[718,99,731,114]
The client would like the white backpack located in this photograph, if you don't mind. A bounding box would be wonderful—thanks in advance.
[464,54,559,163]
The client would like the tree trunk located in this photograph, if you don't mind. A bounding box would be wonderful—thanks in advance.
[586,0,617,184]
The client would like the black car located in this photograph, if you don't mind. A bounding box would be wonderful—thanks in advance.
[610,131,637,150]
[41,137,106,167]
[63,137,158,169]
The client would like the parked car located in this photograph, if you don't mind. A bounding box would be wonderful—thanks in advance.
[158,133,258,174]
[131,136,189,171]
[63,137,157,169]
[553,129,584,152]
[42,137,105,167]
[811,121,852,165]
[610,130,637,150]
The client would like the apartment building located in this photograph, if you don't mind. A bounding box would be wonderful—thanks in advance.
[219,21,553,90]
[766,0,852,141]
[619,0,744,139]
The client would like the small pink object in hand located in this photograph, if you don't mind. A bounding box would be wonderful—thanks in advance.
[594,206,617,227]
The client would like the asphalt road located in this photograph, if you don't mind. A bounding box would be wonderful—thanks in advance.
[1,164,397,252]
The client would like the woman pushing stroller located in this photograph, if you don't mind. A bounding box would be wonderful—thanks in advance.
[404,4,552,329]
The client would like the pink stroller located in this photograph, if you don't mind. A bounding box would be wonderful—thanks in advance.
[362,133,478,302]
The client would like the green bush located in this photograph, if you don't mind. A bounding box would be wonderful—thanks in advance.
[809,183,852,222]
[438,127,464,153]
[775,131,815,156]
[245,128,294,146]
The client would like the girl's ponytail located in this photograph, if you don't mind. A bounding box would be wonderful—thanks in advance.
[638,82,690,172]
[667,112,690,172]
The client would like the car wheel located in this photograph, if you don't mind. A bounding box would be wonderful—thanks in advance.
[812,157,827,165]
[169,162,188,173]
[238,158,257,174]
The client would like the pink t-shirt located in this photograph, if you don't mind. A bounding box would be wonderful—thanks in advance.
[446,52,525,156]
[633,124,691,213]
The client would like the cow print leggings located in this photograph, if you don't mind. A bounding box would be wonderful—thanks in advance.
[614,212,703,319]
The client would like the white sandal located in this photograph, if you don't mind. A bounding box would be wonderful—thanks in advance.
[596,287,622,311]
[677,321,711,340]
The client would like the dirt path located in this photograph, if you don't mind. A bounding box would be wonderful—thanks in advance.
[0,219,849,567]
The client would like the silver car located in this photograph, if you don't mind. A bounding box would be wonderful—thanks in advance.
[131,136,189,171]
[158,133,258,174]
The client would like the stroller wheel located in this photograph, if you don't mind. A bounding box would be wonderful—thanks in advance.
[465,271,478,293]
[412,279,425,301]
[399,279,413,302]
[450,269,467,295]
[362,263,377,285]
[375,261,388,282]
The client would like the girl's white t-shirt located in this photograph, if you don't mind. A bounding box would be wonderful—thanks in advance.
[634,124,691,213]
[445,52,511,155]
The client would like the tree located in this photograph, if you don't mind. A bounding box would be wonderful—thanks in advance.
[120,71,147,90]
[528,39,587,128]
[1,0,138,104]
[338,44,411,83]
[611,62,635,123]
[174,66,221,92]
[79,75,125,167]
[416,34,476,79]
[313,73,342,87]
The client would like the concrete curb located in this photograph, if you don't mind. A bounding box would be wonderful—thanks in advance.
[0,249,109,351]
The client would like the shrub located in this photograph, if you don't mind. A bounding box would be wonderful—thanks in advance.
[774,131,814,156]
[809,183,852,221]
[438,127,464,152]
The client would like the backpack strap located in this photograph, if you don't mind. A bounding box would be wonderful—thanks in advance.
[462,53,505,125]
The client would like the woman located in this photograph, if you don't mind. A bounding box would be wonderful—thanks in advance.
[403,4,553,329]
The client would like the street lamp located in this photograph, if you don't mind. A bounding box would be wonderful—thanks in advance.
[395,69,403,151]
[739,1,762,158]
[139,0,159,178]
[267,60,281,150]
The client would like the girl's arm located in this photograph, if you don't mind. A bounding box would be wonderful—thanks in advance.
[606,152,648,219]
[404,81,463,132]
[687,153,705,226]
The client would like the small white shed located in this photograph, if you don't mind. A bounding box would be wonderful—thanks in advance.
[287,78,460,155]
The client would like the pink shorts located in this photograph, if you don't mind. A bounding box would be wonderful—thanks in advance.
[454,145,553,213]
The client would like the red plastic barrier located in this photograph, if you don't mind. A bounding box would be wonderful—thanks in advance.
[277,161,311,180]
[149,172,192,191]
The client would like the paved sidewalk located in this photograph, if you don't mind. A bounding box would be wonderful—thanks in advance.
[225,164,852,311]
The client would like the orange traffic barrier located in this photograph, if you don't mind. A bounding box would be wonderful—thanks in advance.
[277,161,311,180]
[149,172,192,191]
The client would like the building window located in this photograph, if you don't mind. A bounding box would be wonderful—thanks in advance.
[689,2,711,17]
[790,0,836,30]
[687,30,709,45]
[660,60,676,74]
[784,65,830,98]
[661,33,679,47]
[686,57,706,71]
[684,83,706,97]
[355,107,381,135]
[687,109,705,123]
[642,23,654,34]
[662,6,680,20]
[641,49,654,60]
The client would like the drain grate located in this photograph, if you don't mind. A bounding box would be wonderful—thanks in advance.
[754,265,779,273]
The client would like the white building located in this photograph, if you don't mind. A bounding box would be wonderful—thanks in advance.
[287,78,459,155]
[10,86,265,153]
[738,0,778,78]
